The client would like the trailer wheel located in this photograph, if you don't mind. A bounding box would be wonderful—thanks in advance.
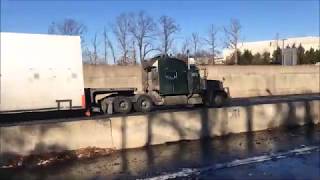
[134,95,153,113]
[114,96,132,114]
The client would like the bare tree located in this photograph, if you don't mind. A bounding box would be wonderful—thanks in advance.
[205,24,218,64]
[181,38,190,56]
[158,15,179,55]
[224,19,241,64]
[48,18,87,37]
[130,40,137,64]
[107,35,117,64]
[113,13,131,64]
[107,37,117,64]
[91,32,98,65]
[191,32,201,60]
[82,46,92,64]
[49,18,88,61]
[129,11,156,63]
[175,38,190,60]
[102,27,108,64]
[103,27,117,64]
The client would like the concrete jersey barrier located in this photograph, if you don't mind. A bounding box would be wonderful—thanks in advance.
[0,99,319,165]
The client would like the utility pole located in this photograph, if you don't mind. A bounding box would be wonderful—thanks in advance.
[281,38,287,65]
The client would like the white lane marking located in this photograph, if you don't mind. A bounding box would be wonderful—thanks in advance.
[141,146,319,180]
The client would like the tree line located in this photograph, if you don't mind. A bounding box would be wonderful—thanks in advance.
[226,44,320,65]
[48,11,243,65]
[48,11,319,65]
[48,12,178,64]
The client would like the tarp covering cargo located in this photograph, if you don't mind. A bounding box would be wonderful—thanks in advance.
[0,32,84,113]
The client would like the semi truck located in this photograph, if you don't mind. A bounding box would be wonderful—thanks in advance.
[0,32,229,115]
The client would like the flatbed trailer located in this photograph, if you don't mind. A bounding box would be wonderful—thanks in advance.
[84,88,137,114]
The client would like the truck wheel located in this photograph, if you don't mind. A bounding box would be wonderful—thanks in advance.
[213,92,226,107]
[114,96,132,114]
[134,95,153,113]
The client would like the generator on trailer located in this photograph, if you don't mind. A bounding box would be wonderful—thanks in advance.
[0,32,229,115]
[0,32,85,113]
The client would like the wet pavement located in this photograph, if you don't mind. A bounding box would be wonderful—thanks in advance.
[192,148,320,180]
[0,124,319,180]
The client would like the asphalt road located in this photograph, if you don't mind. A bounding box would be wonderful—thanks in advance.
[1,93,319,127]
[1,124,319,180]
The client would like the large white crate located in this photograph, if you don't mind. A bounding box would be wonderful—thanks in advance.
[0,32,85,112]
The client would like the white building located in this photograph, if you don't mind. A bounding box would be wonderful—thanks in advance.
[223,36,320,60]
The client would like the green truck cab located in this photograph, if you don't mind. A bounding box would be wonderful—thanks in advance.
[89,55,229,114]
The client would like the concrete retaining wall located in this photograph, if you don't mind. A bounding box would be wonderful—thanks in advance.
[1,100,319,164]
[203,65,320,97]
[83,64,320,97]
[83,64,144,92]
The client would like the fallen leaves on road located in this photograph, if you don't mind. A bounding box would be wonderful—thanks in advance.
[1,147,115,169]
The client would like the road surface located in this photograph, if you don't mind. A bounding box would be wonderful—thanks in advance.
[1,93,319,126]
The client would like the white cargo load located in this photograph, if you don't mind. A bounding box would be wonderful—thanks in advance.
[0,32,85,113]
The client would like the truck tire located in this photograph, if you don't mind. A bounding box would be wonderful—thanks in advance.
[113,96,132,114]
[212,92,227,107]
[204,91,227,107]
[134,95,153,113]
